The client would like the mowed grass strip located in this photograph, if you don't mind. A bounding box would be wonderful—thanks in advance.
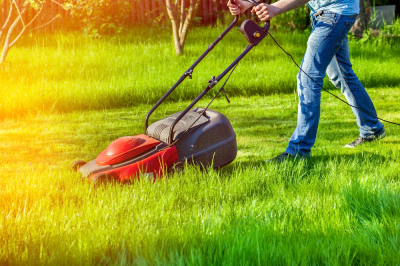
[1,88,400,265]
[1,27,400,118]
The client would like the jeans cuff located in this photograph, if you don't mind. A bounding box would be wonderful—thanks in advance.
[360,127,385,139]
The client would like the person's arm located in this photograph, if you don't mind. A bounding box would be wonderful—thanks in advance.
[252,0,310,21]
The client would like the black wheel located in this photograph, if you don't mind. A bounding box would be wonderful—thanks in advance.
[71,160,87,171]
[92,173,115,187]
[168,163,185,176]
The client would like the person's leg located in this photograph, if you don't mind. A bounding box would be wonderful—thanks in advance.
[285,13,357,158]
[326,38,385,140]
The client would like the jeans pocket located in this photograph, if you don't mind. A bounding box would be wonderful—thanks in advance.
[316,14,335,25]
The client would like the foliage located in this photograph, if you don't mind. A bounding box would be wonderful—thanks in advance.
[380,17,400,35]
[64,0,133,36]
[271,1,311,31]
[25,0,45,10]
[348,18,400,45]
[372,0,390,6]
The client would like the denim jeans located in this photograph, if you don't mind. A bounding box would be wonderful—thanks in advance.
[285,11,385,158]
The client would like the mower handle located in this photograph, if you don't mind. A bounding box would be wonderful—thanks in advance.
[166,3,272,145]
[144,15,239,132]
[231,0,271,33]
[246,0,271,33]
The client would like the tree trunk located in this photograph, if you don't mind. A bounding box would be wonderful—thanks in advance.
[165,0,197,56]
[166,0,182,55]
[351,0,366,38]
[1,14,20,63]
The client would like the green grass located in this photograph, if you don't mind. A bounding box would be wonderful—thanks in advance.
[1,26,400,265]
[1,26,400,118]
[1,89,400,265]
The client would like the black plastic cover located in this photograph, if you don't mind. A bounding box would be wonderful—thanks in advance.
[239,19,266,45]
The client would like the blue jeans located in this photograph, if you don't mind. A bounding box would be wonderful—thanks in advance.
[286,11,385,158]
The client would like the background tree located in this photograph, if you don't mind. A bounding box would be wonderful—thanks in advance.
[164,0,198,56]
[0,0,62,64]
[351,0,369,38]
[64,0,133,37]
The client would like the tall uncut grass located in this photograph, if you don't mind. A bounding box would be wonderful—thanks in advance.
[1,26,400,118]
[1,90,400,265]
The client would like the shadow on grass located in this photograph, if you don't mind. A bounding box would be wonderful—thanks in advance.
[223,151,388,175]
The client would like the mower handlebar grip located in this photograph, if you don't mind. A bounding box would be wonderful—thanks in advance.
[232,0,271,32]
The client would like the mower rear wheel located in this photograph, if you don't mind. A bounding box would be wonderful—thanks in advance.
[71,160,87,171]
[92,173,114,187]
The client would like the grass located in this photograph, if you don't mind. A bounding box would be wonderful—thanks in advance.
[1,89,400,265]
[1,26,400,118]
[1,26,400,265]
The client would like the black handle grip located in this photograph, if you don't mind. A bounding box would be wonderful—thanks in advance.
[247,0,259,5]
[231,0,271,32]
[247,0,271,33]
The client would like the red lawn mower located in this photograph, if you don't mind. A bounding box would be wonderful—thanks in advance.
[72,4,270,185]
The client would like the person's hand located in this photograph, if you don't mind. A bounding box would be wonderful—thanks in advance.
[251,3,280,21]
[227,0,251,16]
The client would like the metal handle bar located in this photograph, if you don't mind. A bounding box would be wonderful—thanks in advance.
[167,43,256,144]
[144,15,239,132]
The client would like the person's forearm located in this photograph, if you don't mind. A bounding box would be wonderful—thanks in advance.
[271,0,310,16]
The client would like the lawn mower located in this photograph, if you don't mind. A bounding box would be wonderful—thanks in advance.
[72,4,271,185]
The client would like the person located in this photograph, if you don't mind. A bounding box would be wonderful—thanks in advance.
[227,0,386,161]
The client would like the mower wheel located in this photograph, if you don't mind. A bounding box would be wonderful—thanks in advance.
[71,160,87,171]
[168,163,185,175]
[92,173,114,187]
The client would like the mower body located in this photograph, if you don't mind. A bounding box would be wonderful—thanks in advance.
[79,108,237,183]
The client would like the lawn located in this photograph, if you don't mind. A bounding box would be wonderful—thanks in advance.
[1,25,400,118]
[1,26,400,265]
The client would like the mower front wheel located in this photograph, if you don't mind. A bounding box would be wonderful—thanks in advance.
[92,173,115,187]
[71,160,87,171]
[168,162,185,176]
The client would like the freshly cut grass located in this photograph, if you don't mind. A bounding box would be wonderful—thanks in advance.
[1,27,400,118]
[1,88,400,265]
